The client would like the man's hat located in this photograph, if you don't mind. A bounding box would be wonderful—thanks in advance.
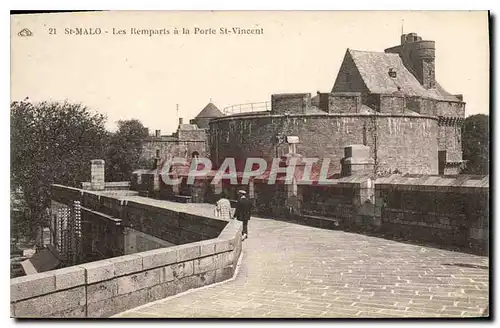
[238,190,247,195]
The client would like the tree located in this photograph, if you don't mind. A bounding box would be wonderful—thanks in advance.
[105,119,149,181]
[11,100,108,239]
[461,114,489,175]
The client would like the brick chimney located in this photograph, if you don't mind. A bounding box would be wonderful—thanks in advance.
[179,117,183,125]
[90,159,105,191]
[155,129,161,137]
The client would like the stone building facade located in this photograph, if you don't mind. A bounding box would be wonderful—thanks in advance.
[209,32,466,176]
[140,103,223,168]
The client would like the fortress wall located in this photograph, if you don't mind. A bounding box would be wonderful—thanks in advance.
[11,185,243,318]
[375,180,489,255]
[436,100,466,117]
[372,116,439,174]
[438,123,463,162]
[11,220,242,318]
[210,114,438,175]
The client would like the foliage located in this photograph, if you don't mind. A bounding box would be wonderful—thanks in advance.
[105,119,149,181]
[11,100,108,238]
[461,114,489,175]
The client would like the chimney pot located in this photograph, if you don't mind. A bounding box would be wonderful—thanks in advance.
[179,117,183,125]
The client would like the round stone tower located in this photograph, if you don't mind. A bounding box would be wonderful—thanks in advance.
[385,32,436,89]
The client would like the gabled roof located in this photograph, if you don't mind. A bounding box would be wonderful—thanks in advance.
[345,49,461,102]
[23,245,61,274]
[178,124,198,131]
[195,103,224,118]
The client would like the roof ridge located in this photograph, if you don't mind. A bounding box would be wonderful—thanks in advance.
[348,49,400,56]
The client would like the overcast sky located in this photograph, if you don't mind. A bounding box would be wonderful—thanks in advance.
[11,11,489,135]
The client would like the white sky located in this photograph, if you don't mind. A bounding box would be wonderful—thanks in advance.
[11,11,489,134]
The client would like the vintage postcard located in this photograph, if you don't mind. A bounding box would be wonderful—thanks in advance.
[10,11,490,319]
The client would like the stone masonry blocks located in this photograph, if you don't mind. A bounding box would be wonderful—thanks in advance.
[162,265,175,282]
[109,254,143,277]
[176,243,201,262]
[171,261,194,280]
[79,260,115,284]
[141,247,177,270]
[194,254,219,274]
[47,305,86,318]
[176,271,217,294]
[211,114,439,175]
[87,280,118,304]
[217,251,234,269]
[90,159,105,191]
[12,187,244,318]
[11,272,56,302]
[215,267,235,283]
[146,281,177,303]
[116,268,161,295]
[87,288,149,318]
[13,286,86,317]
[214,238,233,253]
[54,266,86,291]
[199,239,216,257]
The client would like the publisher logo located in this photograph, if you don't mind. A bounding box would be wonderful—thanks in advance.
[18,28,33,37]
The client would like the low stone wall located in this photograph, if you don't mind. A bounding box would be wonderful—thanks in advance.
[262,175,488,255]
[375,181,489,255]
[123,199,227,245]
[82,181,131,191]
[299,184,359,226]
[11,219,243,318]
[52,184,229,248]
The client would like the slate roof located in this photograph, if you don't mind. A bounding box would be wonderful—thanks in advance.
[26,245,61,273]
[346,49,461,102]
[145,135,178,142]
[178,124,199,130]
[195,103,224,118]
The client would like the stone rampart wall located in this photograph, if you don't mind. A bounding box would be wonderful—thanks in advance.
[11,217,242,318]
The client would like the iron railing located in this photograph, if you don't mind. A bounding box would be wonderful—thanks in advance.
[223,101,271,114]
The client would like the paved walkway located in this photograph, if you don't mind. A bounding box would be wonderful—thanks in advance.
[115,217,489,318]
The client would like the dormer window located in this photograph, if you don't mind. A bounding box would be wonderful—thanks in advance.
[388,68,397,78]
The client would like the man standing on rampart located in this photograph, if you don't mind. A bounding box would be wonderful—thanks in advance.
[233,190,253,240]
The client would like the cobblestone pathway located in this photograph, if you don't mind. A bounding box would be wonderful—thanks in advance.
[115,217,489,318]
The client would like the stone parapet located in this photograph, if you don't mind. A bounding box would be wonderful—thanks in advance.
[10,219,243,318]
[292,174,488,255]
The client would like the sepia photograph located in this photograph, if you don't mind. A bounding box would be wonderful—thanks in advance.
[9,10,490,319]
